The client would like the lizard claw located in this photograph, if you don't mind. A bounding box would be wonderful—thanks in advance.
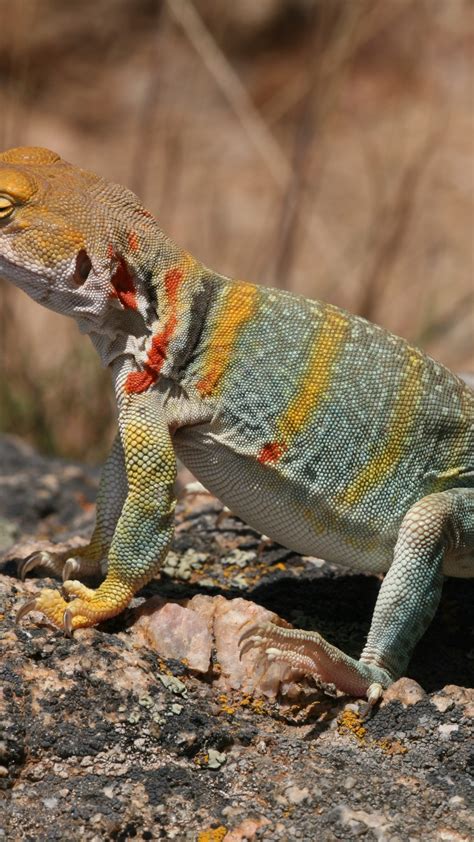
[16,593,77,637]
[16,543,104,583]
[18,551,51,581]
[15,597,40,624]
[63,608,74,637]
[239,621,391,701]
[62,557,80,582]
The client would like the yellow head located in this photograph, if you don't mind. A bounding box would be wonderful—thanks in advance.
[0,146,158,335]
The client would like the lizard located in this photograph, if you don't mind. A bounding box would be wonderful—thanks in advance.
[0,146,472,705]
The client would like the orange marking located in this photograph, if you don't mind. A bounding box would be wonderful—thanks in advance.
[164,267,182,303]
[197,283,259,397]
[125,268,184,394]
[138,207,154,220]
[128,231,139,252]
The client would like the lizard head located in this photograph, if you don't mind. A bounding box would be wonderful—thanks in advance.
[0,146,159,337]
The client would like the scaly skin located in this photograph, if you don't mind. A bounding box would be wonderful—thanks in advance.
[1,147,473,702]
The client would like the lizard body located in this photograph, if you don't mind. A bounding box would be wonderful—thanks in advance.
[0,146,472,703]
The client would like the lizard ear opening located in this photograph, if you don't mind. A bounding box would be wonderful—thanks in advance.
[73,249,92,285]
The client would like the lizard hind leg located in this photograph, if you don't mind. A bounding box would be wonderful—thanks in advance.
[240,489,474,703]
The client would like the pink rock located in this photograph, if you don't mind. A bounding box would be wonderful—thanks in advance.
[380,677,426,707]
[224,817,270,841]
[211,596,289,693]
[134,593,302,697]
[135,599,212,673]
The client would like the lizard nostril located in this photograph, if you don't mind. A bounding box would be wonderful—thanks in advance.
[73,249,92,285]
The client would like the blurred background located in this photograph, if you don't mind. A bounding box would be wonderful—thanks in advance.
[0,0,472,463]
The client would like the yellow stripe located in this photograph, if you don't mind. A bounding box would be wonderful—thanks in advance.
[338,348,424,507]
[197,282,259,397]
[274,305,349,445]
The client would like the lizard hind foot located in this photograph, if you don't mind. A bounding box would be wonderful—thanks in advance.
[239,622,392,702]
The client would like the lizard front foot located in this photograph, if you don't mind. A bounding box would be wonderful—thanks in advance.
[239,622,392,703]
[16,579,132,633]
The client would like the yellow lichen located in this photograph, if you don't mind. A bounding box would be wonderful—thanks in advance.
[337,709,367,742]
[251,698,267,715]
[197,826,228,842]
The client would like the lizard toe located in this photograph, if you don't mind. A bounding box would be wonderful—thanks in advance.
[239,622,275,658]
[15,596,40,623]
[16,587,71,629]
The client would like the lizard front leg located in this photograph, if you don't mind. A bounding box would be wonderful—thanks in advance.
[18,434,128,582]
[17,392,176,632]
[240,489,473,703]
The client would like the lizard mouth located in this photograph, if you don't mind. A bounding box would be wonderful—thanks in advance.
[0,252,59,307]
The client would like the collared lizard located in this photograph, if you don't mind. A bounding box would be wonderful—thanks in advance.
[0,146,472,704]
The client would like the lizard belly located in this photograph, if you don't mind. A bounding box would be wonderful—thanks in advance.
[173,426,394,573]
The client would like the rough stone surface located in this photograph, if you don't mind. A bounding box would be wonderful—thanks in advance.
[134,594,298,695]
[0,435,472,841]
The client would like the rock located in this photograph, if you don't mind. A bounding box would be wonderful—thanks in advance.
[1,433,472,841]
[438,723,459,740]
[430,694,455,713]
[223,817,270,840]
[134,593,301,696]
[438,685,474,717]
[135,598,212,673]
[380,677,426,707]
[284,784,311,805]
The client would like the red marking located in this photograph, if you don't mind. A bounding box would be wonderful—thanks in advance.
[125,369,156,394]
[258,441,287,464]
[125,268,184,394]
[107,243,114,259]
[128,231,139,252]
[109,250,138,310]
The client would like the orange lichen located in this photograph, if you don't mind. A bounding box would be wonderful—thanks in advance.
[376,738,408,756]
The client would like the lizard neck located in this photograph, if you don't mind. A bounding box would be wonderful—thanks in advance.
[94,226,226,394]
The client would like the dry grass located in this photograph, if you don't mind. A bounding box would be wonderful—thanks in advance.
[0,0,472,460]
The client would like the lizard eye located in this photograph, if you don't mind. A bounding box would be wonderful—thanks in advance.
[73,249,92,285]
[0,195,14,219]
